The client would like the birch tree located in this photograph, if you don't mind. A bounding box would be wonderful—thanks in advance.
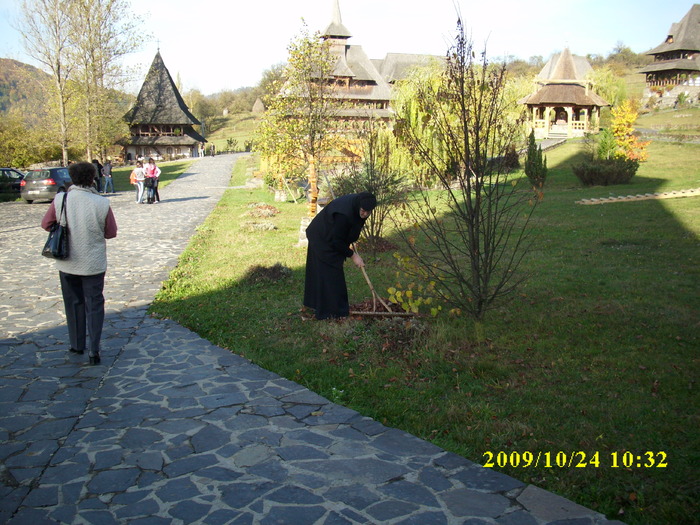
[254,25,343,216]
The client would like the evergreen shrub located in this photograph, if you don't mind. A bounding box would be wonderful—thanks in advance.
[572,157,639,186]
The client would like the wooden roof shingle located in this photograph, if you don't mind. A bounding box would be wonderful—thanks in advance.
[125,52,201,126]
[646,4,700,55]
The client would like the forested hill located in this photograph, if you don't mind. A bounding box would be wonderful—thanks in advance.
[0,58,48,114]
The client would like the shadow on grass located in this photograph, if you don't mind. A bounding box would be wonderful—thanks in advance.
[150,143,699,525]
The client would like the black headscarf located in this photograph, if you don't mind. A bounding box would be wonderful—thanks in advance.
[357,191,377,212]
[306,192,376,265]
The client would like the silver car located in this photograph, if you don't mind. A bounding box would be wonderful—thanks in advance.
[20,167,72,203]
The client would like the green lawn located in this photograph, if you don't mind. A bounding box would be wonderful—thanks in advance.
[205,112,261,153]
[637,107,700,132]
[151,140,698,524]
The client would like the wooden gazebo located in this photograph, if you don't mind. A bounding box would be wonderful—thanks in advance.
[520,48,609,139]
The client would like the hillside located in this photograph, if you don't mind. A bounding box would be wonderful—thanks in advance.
[0,58,48,117]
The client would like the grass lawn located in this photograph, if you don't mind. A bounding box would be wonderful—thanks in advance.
[151,139,698,525]
[205,112,261,154]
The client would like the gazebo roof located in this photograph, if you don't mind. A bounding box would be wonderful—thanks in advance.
[537,48,592,82]
[646,4,700,55]
[519,83,609,106]
[520,48,608,108]
[125,52,201,126]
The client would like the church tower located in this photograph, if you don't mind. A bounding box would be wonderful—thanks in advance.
[123,52,206,162]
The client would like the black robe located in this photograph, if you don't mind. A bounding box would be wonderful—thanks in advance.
[304,193,367,319]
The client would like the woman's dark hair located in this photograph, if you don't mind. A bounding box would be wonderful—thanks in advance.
[69,161,97,187]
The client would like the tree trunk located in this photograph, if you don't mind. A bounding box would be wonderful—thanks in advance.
[308,157,318,217]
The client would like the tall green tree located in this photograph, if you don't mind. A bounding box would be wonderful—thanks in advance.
[524,130,547,188]
[254,25,344,216]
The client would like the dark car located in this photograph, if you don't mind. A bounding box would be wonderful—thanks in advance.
[0,168,25,194]
[20,167,72,203]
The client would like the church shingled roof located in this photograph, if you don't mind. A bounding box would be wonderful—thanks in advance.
[322,0,352,39]
[646,4,700,55]
[125,52,201,126]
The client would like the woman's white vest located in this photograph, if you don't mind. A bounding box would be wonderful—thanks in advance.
[53,187,110,276]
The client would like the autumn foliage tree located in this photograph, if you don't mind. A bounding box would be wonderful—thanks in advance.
[610,100,650,162]
[254,25,344,216]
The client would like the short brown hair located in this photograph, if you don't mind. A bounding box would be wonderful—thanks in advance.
[69,162,97,187]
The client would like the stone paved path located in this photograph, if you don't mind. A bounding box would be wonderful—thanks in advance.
[0,154,623,524]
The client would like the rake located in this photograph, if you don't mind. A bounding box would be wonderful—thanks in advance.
[349,245,415,318]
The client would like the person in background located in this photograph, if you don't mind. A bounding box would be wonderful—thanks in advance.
[41,162,118,365]
[303,191,376,320]
[144,157,161,203]
[91,159,103,192]
[133,161,146,203]
[102,158,114,194]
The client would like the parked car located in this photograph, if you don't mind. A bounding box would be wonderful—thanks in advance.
[0,168,25,194]
[20,167,72,203]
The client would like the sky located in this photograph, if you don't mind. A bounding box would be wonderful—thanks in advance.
[0,0,694,96]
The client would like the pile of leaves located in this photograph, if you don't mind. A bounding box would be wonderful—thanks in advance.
[247,202,280,218]
[240,263,292,285]
[349,298,405,314]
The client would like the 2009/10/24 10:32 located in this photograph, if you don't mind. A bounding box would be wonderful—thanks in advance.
[482,450,668,469]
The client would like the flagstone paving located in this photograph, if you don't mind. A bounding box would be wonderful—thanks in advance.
[0,154,623,524]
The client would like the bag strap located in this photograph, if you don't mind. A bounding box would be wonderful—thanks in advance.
[58,193,67,225]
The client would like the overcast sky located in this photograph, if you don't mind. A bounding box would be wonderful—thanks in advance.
[0,0,693,95]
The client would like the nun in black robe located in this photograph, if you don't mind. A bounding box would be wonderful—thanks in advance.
[304,192,377,320]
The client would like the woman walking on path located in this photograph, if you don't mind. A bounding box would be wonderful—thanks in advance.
[102,159,114,194]
[41,162,118,365]
[133,161,146,203]
[145,158,161,203]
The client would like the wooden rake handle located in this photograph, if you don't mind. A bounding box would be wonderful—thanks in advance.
[353,244,392,313]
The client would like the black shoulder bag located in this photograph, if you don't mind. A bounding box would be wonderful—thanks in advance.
[42,193,69,259]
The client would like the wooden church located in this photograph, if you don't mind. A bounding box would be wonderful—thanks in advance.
[317,0,441,123]
[122,52,206,162]
[639,4,700,107]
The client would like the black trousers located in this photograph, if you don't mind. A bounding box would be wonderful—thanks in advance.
[59,271,105,356]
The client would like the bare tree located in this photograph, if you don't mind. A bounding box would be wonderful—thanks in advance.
[19,0,74,165]
[393,20,538,340]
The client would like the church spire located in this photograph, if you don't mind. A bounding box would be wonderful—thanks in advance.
[322,0,352,39]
